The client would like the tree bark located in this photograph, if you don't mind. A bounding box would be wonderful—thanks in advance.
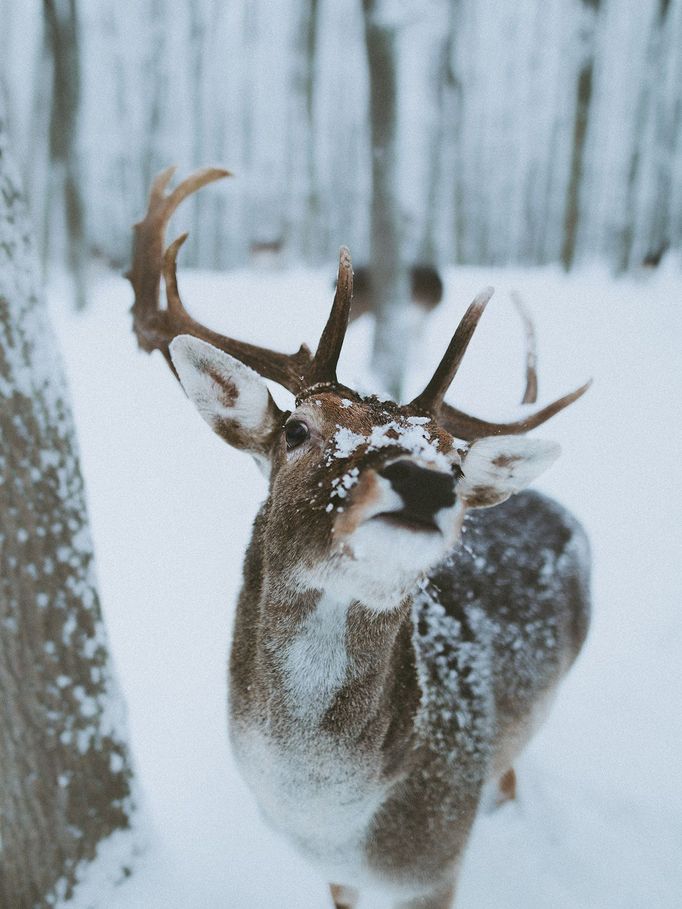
[362,0,411,400]
[0,120,134,907]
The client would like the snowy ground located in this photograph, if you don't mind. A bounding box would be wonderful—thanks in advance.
[49,260,682,908]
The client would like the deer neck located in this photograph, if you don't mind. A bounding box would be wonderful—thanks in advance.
[231,539,413,739]
[246,565,416,741]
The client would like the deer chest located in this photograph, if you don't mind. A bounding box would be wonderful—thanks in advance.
[231,720,387,876]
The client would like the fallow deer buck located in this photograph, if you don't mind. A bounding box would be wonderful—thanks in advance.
[127,168,591,909]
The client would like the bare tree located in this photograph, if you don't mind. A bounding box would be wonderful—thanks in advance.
[289,0,321,261]
[616,0,675,270]
[44,0,87,309]
[362,0,411,399]
[0,119,134,907]
[561,0,601,270]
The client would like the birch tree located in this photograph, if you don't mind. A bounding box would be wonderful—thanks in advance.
[0,119,134,907]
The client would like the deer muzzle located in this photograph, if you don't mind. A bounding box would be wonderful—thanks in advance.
[372,460,457,534]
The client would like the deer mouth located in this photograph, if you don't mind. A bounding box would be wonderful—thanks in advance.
[373,511,441,534]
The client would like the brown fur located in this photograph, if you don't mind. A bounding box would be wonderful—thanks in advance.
[492,453,523,469]
[330,882,360,908]
[461,485,502,507]
[333,470,383,537]
[497,768,517,804]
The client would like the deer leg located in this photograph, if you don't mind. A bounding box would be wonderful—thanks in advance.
[496,767,517,806]
[330,882,360,908]
[395,879,456,909]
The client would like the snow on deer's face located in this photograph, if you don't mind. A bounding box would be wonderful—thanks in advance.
[266,389,466,603]
[170,337,561,607]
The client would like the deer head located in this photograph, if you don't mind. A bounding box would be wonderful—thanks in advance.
[128,169,590,605]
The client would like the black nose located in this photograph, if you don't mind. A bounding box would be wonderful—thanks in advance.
[378,460,456,521]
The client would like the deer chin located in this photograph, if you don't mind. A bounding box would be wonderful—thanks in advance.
[344,513,451,583]
[371,510,441,534]
[290,517,452,611]
[360,499,464,548]
[316,494,467,606]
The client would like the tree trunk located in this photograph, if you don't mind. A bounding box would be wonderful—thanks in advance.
[616,0,671,271]
[44,0,87,310]
[363,0,411,400]
[410,0,451,267]
[561,0,600,270]
[0,120,134,907]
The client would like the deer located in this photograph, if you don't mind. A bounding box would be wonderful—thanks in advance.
[127,168,592,909]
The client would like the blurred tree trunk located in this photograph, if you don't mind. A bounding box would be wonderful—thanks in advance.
[616,0,672,271]
[362,0,411,399]
[413,0,452,267]
[44,0,87,309]
[297,0,321,260]
[561,0,600,270]
[0,120,134,906]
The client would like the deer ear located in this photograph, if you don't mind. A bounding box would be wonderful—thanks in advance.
[169,335,282,469]
[458,436,560,508]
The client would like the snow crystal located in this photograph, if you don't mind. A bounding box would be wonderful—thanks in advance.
[330,467,360,501]
[110,752,126,774]
[412,584,494,773]
[332,426,366,458]
[329,418,451,472]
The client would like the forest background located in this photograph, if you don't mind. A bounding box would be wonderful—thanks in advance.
[0,2,681,907]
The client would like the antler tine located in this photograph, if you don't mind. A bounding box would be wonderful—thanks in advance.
[128,166,228,352]
[440,379,592,441]
[410,286,494,413]
[510,291,538,404]
[163,232,190,318]
[127,167,314,393]
[307,246,354,385]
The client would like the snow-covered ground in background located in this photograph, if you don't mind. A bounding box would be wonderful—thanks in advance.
[49,261,682,908]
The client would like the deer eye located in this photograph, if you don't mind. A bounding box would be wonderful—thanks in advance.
[284,419,310,450]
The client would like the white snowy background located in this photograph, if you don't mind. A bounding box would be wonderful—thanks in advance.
[50,260,682,908]
[2,0,682,271]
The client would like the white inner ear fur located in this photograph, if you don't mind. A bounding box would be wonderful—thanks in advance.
[458,435,561,508]
[169,335,278,470]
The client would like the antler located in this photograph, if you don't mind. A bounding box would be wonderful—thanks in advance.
[128,167,587,436]
[127,166,313,392]
[410,285,590,440]
[410,286,494,412]
[307,246,354,385]
[440,381,591,441]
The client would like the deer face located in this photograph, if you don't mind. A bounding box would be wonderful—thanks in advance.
[268,389,464,599]
[170,336,561,605]
[129,172,587,606]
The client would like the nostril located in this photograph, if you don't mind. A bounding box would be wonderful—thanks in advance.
[378,460,456,517]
